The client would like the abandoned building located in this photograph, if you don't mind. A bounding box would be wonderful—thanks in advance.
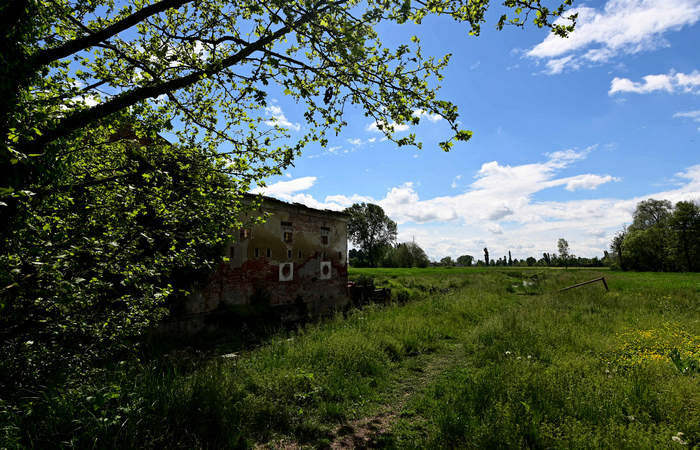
[183,194,350,322]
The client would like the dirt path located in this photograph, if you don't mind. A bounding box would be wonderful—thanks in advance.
[258,344,460,449]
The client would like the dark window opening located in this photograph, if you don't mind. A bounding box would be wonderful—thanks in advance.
[240,228,251,239]
[322,265,330,276]
[321,235,329,245]
[298,250,302,259]
[266,248,271,258]
[254,248,259,258]
[287,250,292,259]
[283,231,293,243]
[321,226,331,232]
[323,251,327,259]
[281,221,293,226]
[339,252,342,261]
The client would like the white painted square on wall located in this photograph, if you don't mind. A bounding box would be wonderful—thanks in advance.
[279,262,293,281]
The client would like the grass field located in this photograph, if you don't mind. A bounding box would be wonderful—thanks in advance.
[5,268,700,448]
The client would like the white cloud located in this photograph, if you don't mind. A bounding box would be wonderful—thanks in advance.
[564,174,620,191]
[255,158,700,261]
[486,223,504,235]
[673,110,700,130]
[609,70,700,95]
[264,105,301,131]
[482,203,514,221]
[366,120,410,133]
[250,176,317,197]
[526,0,700,74]
[451,175,462,189]
[411,109,444,123]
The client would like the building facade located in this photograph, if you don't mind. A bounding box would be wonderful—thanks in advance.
[184,195,349,321]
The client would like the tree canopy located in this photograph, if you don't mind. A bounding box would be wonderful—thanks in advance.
[345,203,398,268]
[1,0,577,410]
[610,199,700,272]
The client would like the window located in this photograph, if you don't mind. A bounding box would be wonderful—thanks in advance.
[282,221,293,243]
[323,251,327,259]
[254,248,259,258]
[338,252,342,261]
[320,226,330,246]
[298,250,302,259]
[240,228,251,239]
[266,248,272,258]
[321,235,329,245]
[287,250,292,259]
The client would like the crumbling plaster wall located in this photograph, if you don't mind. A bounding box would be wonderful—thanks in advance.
[185,197,349,320]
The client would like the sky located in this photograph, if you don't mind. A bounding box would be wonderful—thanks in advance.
[250,0,700,262]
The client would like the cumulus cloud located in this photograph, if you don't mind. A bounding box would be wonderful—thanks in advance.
[486,223,504,235]
[564,174,620,191]
[526,0,700,74]
[254,156,700,261]
[609,70,700,95]
[482,203,514,221]
[264,105,301,131]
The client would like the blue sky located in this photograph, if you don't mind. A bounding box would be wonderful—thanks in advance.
[251,0,700,262]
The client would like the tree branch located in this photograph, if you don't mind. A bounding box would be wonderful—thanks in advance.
[29,0,349,150]
[31,0,195,69]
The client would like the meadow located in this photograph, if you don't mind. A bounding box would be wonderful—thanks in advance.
[4,268,700,449]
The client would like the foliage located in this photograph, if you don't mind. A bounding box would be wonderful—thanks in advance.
[5,268,700,448]
[1,0,577,440]
[612,199,700,272]
[440,256,454,266]
[457,255,474,266]
[1,0,576,393]
[383,241,430,268]
[345,203,398,268]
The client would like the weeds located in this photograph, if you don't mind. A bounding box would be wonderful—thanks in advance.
[4,269,700,449]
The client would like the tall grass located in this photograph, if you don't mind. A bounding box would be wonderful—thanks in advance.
[3,269,699,448]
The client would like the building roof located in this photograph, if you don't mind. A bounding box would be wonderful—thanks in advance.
[242,193,350,219]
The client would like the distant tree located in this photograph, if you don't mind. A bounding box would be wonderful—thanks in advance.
[609,198,700,272]
[345,203,397,268]
[382,241,429,268]
[410,243,431,268]
[669,201,700,272]
[610,227,627,270]
[457,255,474,266]
[623,200,672,271]
[526,256,537,266]
[441,256,454,266]
[349,249,369,268]
[542,252,551,266]
[508,251,513,266]
[558,238,570,268]
[632,199,673,230]
[484,248,490,267]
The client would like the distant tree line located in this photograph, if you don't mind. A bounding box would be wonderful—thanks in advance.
[609,199,700,272]
[346,199,699,273]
